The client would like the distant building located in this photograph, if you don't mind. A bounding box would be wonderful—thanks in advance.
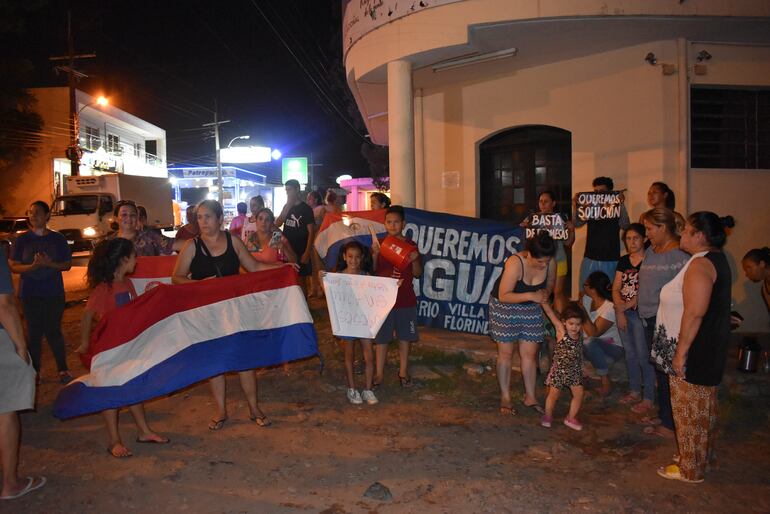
[3,87,167,216]
[343,0,770,332]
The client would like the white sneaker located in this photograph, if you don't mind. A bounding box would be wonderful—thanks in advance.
[346,388,363,404]
[361,389,379,405]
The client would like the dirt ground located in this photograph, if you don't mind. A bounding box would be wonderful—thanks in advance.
[8,295,770,513]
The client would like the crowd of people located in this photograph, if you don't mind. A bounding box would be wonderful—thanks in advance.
[490,177,758,484]
[0,175,767,499]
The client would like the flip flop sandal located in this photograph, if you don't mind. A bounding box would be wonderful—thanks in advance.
[398,375,412,388]
[0,476,47,500]
[249,414,272,427]
[136,436,171,444]
[499,406,518,416]
[208,417,228,431]
[656,464,703,483]
[522,403,546,415]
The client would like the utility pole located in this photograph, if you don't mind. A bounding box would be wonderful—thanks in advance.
[308,152,323,192]
[49,11,95,177]
[202,100,230,205]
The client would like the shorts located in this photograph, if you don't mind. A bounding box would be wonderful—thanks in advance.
[556,242,568,278]
[0,330,36,414]
[488,296,544,343]
[374,307,418,344]
[556,258,568,278]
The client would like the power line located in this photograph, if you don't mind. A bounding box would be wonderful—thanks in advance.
[247,0,370,145]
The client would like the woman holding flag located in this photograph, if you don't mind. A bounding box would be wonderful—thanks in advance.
[172,200,293,430]
[111,200,182,256]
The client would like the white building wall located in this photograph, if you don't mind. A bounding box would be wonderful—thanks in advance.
[413,40,770,332]
[688,43,770,333]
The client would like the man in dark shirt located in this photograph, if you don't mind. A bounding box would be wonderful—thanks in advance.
[573,176,630,286]
[276,179,315,295]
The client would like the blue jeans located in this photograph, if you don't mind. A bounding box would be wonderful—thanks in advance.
[642,315,674,430]
[579,258,618,286]
[583,337,625,376]
[619,309,655,402]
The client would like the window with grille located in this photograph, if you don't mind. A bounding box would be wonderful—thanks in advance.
[84,126,100,150]
[107,134,121,154]
[691,87,770,169]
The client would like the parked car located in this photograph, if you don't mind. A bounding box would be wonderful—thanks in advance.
[0,217,29,258]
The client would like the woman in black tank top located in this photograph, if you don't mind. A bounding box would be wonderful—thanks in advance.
[663,212,733,483]
[488,232,556,416]
[172,200,291,430]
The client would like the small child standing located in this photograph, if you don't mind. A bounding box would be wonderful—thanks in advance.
[76,238,169,458]
[541,301,586,431]
[371,206,423,388]
[332,241,378,405]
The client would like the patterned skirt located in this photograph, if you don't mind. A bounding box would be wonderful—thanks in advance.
[488,296,544,343]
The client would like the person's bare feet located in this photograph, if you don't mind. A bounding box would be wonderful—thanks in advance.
[108,442,133,458]
[644,425,675,438]
[135,432,170,444]
[631,399,654,414]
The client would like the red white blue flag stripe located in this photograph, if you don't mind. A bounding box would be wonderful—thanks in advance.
[314,209,386,269]
[53,267,318,419]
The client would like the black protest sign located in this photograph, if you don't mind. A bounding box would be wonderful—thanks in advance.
[576,191,622,221]
[525,213,569,240]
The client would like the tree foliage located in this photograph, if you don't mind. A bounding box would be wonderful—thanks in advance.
[0,0,47,214]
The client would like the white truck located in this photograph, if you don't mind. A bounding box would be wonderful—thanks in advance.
[49,174,174,251]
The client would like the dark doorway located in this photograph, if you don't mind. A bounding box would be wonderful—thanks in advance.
[479,126,572,225]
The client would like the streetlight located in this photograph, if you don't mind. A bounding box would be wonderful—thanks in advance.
[227,135,250,147]
[69,95,109,176]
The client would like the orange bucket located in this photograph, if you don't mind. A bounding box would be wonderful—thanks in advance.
[380,235,416,270]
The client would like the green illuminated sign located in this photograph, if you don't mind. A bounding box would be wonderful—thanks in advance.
[281,157,308,184]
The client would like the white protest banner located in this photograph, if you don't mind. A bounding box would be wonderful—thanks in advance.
[322,273,399,339]
[576,191,622,221]
[525,213,569,240]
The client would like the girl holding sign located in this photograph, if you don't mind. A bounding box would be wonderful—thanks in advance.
[524,191,574,311]
[329,241,379,405]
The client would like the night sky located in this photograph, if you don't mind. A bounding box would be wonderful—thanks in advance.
[11,0,370,186]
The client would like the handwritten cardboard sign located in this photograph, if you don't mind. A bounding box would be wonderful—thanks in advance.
[525,213,569,240]
[575,191,622,221]
[322,273,399,339]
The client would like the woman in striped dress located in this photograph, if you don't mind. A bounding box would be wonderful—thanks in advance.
[488,232,556,415]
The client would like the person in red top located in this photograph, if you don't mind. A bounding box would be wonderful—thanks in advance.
[76,238,169,458]
[175,205,199,242]
[229,202,248,236]
[372,206,423,388]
